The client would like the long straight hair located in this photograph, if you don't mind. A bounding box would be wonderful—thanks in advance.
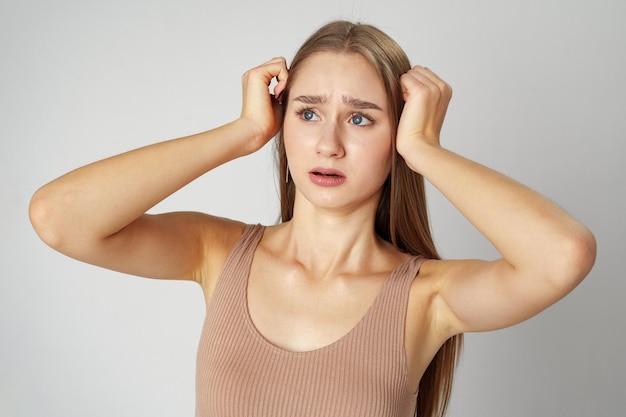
[275,21,462,417]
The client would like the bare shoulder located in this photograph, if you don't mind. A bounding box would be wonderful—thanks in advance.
[407,257,482,337]
[406,257,486,339]
[198,215,248,299]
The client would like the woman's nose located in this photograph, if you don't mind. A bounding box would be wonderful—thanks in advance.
[315,123,345,158]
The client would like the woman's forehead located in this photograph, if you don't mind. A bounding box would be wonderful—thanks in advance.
[289,52,387,103]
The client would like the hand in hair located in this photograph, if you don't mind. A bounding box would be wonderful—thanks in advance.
[396,66,452,173]
[239,57,289,154]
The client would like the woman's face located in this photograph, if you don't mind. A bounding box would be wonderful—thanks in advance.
[283,52,393,214]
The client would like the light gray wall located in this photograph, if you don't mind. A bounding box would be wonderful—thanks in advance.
[1,0,624,416]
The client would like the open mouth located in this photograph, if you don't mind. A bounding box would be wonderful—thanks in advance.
[310,168,345,178]
[312,171,343,178]
[308,167,346,186]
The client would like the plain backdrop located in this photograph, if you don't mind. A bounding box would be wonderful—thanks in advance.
[1,0,624,416]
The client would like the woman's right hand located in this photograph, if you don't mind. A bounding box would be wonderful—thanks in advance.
[239,57,289,154]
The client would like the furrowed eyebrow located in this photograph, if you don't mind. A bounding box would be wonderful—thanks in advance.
[343,96,383,111]
[292,94,383,111]
[292,95,327,105]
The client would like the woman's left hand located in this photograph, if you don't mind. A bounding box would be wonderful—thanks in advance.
[396,66,452,172]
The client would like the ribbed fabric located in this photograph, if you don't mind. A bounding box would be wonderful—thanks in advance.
[196,224,424,417]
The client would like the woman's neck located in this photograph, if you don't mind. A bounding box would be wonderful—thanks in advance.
[271,198,393,279]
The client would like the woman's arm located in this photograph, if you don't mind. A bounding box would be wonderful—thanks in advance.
[29,57,289,284]
[398,66,596,335]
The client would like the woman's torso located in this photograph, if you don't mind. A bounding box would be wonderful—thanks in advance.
[195,223,432,417]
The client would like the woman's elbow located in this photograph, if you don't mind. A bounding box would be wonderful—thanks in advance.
[29,187,67,251]
[555,226,597,291]
[575,226,597,277]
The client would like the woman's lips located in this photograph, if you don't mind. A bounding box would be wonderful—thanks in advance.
[308,167,346,187]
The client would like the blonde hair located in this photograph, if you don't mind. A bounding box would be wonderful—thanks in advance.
[276,21,462,417]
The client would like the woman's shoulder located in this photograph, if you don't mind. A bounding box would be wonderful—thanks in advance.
[197,215,253,297]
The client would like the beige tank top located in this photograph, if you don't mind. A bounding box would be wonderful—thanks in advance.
[196,224,424,417]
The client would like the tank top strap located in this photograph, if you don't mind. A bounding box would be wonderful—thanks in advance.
[388,255,427,309]
[226,223,265,268]
[366,255,427,349]
[390,255,426,295]
[206,223,265,313]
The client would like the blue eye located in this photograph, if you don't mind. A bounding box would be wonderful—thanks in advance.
[350,114,372,126]
[303,110,315,120]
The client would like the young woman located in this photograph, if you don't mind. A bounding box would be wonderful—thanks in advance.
[29,21,596,417]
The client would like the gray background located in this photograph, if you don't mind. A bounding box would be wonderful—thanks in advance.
[1,0,624,416]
